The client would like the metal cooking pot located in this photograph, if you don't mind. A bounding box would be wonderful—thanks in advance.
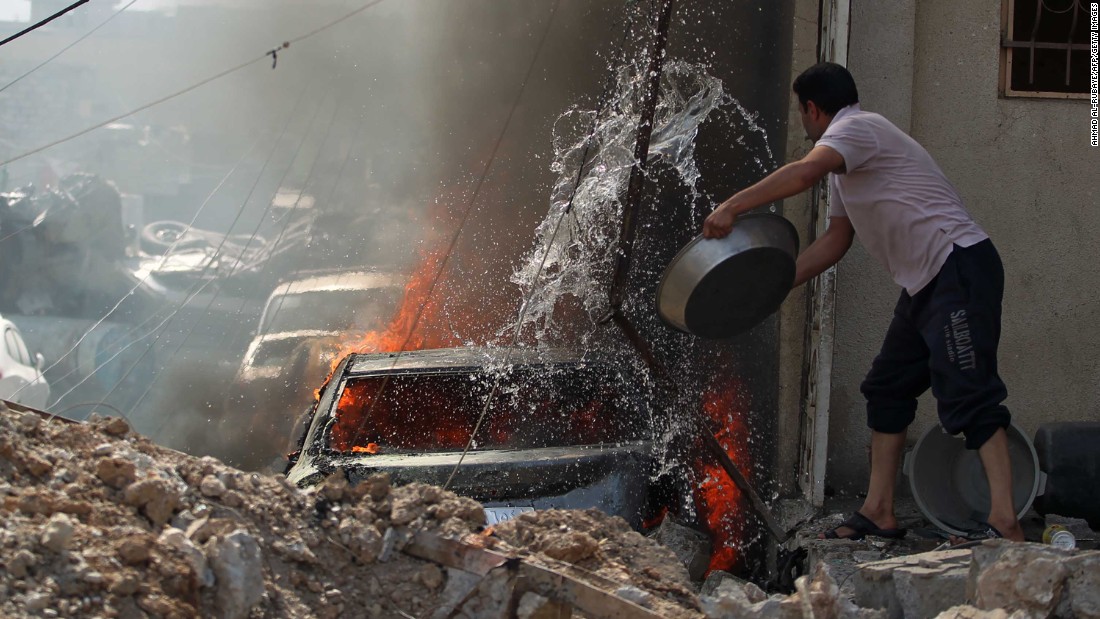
[656,213,798,339]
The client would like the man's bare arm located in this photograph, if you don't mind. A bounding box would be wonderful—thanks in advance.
[703,145,844,239]
[793,216,854,288]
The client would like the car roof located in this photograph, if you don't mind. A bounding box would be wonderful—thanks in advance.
[343,347,601,376]
[270,270,403,298]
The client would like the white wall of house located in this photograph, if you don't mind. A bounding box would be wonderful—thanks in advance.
[821,0,1100,493]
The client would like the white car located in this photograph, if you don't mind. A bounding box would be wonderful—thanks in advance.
[0,314,49,409]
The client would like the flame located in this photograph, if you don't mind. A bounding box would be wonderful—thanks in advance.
[642,506,669,530]
[351,443,381,454]
[691,378,750,574]
[331,246,459,367]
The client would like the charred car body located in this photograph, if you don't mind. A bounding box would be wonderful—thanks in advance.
[285,347,664,528]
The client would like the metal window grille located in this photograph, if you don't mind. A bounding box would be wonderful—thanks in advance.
[1000,0,1091,98]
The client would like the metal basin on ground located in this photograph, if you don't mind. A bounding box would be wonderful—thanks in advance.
[656,213,798,339]
[903,423,1045,537]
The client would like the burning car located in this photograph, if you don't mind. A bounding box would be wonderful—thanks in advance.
[285,347,664,528]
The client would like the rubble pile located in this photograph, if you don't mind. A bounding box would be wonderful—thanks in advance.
[3,400,1098,619]
[0,403,708,618]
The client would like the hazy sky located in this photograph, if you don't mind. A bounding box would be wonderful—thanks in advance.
[0,0,30,22]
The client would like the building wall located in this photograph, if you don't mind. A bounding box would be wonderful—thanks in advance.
[825,0,1100,493]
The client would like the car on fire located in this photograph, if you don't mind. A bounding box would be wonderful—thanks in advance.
[285,347,665,528]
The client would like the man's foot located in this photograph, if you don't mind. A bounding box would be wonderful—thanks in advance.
[946,518,1024,546]
[820,511,906,541]
[986,516,1024,541]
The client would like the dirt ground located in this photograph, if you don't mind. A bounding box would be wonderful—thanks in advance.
[0,402,705,618]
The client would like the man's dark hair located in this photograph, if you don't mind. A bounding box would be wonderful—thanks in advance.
[792,62,859,116]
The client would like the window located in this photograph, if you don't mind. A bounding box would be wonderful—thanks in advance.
[4,329,24,365]
[1000,0,1092,98]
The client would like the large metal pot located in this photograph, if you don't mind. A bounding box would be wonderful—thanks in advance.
[656,213,798,339]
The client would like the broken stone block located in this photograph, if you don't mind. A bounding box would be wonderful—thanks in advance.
[853,548,970,619]
[652,517,712,582]
[893,563,968,619]
[158,527,209,587]
[539,531,599,564]
[40,513,75,552]
[207,529,264,619]
[123,478,181,526]
[1059,551,1100,619]
[701,570,767,603]
[968,540,1071,618]
[200,475,226,498]
[516,591,572,619]
[96,457,136,489]
[7,549,37,578]
[102,416,131,436]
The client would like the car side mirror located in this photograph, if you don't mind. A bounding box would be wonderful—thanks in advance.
[35,352,45,371]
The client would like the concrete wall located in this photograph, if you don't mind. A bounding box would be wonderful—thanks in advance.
[825,0,1100,493]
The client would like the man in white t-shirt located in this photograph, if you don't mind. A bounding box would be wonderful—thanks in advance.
[703,62,1022,542]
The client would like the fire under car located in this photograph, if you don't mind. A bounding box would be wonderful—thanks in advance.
[284,347,666,528]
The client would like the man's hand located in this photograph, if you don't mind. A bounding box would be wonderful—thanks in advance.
[702,203,737,239]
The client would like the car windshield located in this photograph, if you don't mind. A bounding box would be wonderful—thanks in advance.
[260,289,400,334]
[251,338,305,366]
[327,365,647,453]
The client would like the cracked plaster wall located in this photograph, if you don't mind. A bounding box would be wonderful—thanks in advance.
[824,0,1100,494]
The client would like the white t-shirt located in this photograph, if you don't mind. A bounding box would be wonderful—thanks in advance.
[816,104,988,295]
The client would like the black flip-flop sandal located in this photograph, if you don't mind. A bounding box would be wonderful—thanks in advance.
[823,511,907,541]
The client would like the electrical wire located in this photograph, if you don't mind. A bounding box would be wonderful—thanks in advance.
[36,130,271,414]
[442,0,649,490]
[123,84,337,421]
[106,78,320,418]
[0,0,392,168]
[341,0,566,456]
[0,0,89,49]
[0,0,140,95]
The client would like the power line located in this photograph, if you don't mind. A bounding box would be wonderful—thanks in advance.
[101,78,319,417]
[0,0,89,49]
[36,128,271,412]
[344,0,564,455]
[0,0,141,95]
[0,0,391,169]
[120,83,334,416]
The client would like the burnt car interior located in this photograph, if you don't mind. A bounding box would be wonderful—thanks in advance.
[327,365,645,454]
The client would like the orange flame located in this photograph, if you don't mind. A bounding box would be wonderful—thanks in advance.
[331,246,459,368]
[351,443,381,454]
[692,378,750,574]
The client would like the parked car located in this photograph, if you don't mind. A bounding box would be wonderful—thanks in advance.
[285,347,665,528]
[0,314,50,409]
[225,270,404,470]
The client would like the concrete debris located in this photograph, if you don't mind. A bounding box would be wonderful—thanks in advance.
[0,406,705,618]
[841,540,1100,619]
[701,570,769,603]
[206,529,265,619]
[4,405,1095,619]
[653,516,713,582]
[853,548,971,619]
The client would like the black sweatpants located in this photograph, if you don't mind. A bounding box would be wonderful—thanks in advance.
[860,239,1011,450]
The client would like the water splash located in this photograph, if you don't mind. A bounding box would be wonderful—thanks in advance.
[507,60,726,344]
